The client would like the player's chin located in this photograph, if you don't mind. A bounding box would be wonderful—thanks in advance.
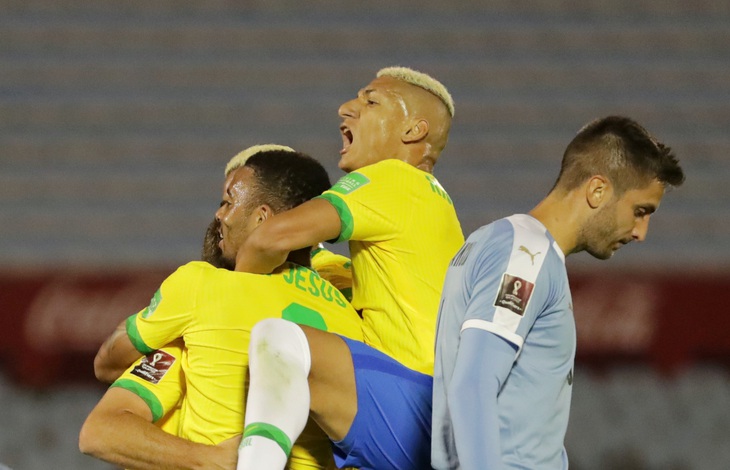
[587,247,615,261]
[340,150,365,173]
[338,157,354,173]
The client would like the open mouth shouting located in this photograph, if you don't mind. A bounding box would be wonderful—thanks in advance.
[340,124,353,155]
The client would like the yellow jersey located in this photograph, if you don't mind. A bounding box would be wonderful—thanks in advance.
[124,261,363,469]
[111,339,186,435]
[318,159,464,374]
[311,244,352,302]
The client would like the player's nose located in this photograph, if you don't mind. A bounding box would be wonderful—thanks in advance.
[632,216,650,242]
[338,98,359,119]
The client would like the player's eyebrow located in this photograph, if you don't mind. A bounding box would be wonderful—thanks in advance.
[359,88,377,99]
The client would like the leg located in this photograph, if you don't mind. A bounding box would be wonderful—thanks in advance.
[237,319,357,470]
[303,325,358,441]
[240,318,432,470]
[328,338,434,470]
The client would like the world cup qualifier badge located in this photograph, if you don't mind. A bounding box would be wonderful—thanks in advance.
[329,172,370,195]
[494,273,535,316]
[131,350,176,384]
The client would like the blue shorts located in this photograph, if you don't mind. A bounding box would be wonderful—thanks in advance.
[332,337,433,470]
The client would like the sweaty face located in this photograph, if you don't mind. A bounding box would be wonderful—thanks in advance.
[337,76,410,172]
[581,179,665,260]
[214,166,260,265]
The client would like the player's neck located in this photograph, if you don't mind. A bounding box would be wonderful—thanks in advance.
[402,148,436,174]
[529,192,583,257]
[286,248,312,268]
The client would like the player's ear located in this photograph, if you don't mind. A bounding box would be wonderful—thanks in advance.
[402,118,429,144]
[253,204,274,226]
[586,175,611,209]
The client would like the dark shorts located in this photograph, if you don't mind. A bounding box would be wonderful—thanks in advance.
[332,337,433,470]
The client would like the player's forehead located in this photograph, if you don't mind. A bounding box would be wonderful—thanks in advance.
[223,165,257,196]
[359,76,407,100]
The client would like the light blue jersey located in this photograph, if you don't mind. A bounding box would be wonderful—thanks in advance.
[432,214,575,470]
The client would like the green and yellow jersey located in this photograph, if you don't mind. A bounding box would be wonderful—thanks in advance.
[121,261,362,469]
[318,159,464,375]
[111,339,186,435]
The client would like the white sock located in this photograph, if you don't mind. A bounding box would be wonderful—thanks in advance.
[237,318,312,470]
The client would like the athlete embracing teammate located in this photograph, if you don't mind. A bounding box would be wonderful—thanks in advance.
[235,67,464,470]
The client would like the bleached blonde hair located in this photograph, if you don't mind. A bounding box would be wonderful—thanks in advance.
[224,144,295,176]
[377,66,455,117]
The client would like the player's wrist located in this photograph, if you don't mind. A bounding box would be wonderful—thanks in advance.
[192,440,237,470]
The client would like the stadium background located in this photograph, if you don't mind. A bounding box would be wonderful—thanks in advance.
[1,1,729,468]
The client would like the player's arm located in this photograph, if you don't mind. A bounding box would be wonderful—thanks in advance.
[236,198,341,274]
[94,318,144,383]
[311,244,353,302]
[447,328,516,469]
[79,387,238,470]
[97,265,199,383]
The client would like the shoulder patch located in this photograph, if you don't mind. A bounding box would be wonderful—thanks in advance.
[142,289,162,319]
[130,349,176,384]
[329,172,370,195]
[494,273,535,316]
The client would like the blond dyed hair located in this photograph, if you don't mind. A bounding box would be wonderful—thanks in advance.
[377,66,455,117]
[224,144,295,176]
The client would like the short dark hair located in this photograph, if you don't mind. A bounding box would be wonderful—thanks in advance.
[201,218,232,270]
[553,116,685,195]
[243,150,332,213]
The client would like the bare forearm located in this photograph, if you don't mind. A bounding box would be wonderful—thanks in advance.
[80,411,233,470]
[94,319,143,383]
[235,198,341,274]
[235,227,290,274]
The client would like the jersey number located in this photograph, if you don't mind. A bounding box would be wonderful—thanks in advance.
[281,303,327,332]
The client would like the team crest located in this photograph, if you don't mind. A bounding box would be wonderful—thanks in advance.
[494,273,535,316]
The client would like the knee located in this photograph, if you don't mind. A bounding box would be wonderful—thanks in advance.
[249,318,311,374]
[250,318,287,345]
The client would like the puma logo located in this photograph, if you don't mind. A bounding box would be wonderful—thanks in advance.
[518,245,541,265]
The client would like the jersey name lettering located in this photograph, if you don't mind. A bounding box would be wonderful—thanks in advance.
[282,265,347,308]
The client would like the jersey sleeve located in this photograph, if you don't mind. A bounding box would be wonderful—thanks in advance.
[316,161,398,243]
[126,262,202,354]
[461,223,552,352]
[110,339,185,424]
[446,328,516,469]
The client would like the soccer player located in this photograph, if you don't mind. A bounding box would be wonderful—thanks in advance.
[431,116,686,469]
[83,146,363,470]
[235,67,464,470]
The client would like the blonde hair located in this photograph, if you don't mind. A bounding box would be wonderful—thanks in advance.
[224,144,295,176]
[377,66,455,117]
